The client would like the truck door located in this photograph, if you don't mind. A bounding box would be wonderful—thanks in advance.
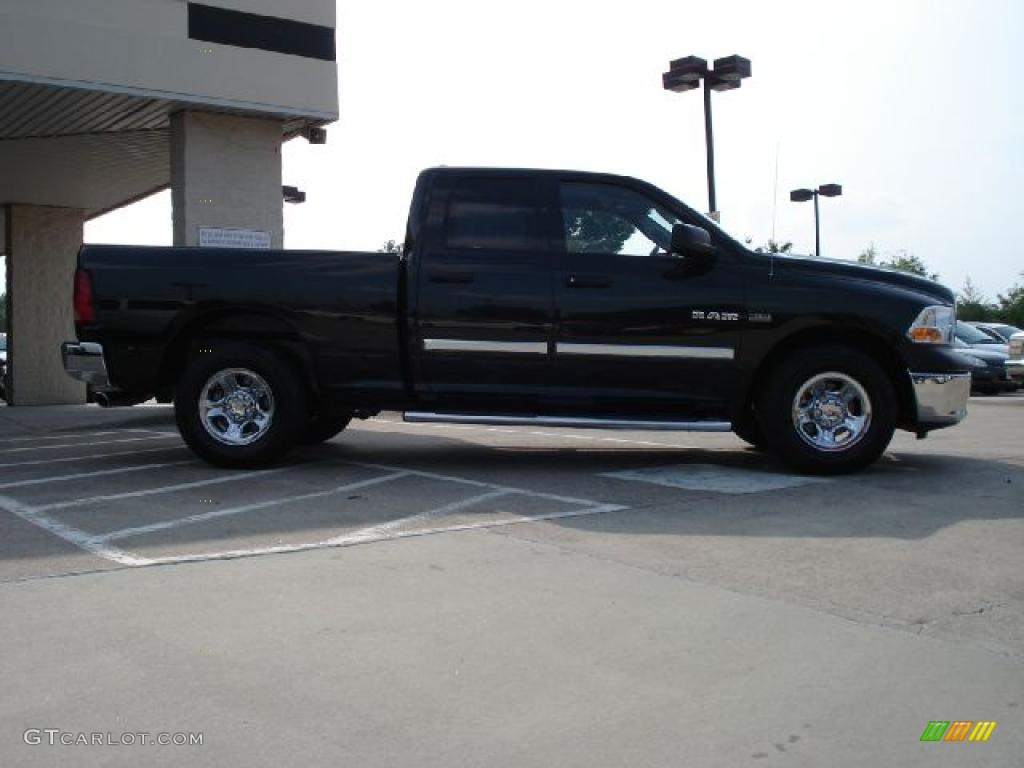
[411,175,556,409]
[551,180,743,417]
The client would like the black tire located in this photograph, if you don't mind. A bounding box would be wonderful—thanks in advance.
[174,343,306,468]
[757,346,896,475]
[732,405,767,451]
[299,402,352,445]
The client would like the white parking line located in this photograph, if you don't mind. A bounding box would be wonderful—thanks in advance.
[0,460,196,490]
[0,429,159,444]
[0,434,177,455]
[131,501,626,567]
[345,459,615,507]
[32,466,293,513]
[331,489,512,545]
[0,452,627,569]
[0,494,152,567]
[99,472,410,542]
[0,445,185,469]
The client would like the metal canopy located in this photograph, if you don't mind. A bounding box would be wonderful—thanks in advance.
[0,80,323,218]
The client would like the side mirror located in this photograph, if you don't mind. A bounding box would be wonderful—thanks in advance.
[670,223,716,259]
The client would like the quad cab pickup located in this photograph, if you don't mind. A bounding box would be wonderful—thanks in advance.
[63,167,972,473]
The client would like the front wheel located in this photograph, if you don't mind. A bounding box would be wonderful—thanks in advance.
[175,343,306,468]
[758,347,896,474]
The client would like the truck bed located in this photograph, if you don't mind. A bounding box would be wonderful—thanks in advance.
[77,245,403,401]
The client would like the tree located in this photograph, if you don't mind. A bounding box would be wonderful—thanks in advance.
[857,245,939,281]
[879,250,939,281]
[857,244,879,265]
[565,210,634,254]
[754,239,793,254]
[995,274,1024,327]
[378,240,403,254]
[957,277,995,321]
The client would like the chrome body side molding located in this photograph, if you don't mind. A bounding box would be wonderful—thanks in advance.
[403,412,732,432]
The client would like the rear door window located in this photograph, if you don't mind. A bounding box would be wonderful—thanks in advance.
[445,178,545,252]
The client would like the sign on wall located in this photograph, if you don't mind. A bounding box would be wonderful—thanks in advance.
[198,227,271,250]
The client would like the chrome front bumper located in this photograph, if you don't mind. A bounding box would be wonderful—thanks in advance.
[909,371,971,427]
[1007,359,1024,383]
[61,341,111,388]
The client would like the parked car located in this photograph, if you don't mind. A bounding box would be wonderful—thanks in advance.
[62,167,973,474]
[1008,332,1024,384]
[955,321,1008,355]
[968,321,1023,342]
[954,339,1018,394]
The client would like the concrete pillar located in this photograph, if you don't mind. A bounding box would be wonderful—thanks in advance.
[171,111,285,248]
[5,205,87,405]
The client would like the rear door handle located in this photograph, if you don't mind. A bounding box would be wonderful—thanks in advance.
[566,275,610,289]
[428,270,475,284]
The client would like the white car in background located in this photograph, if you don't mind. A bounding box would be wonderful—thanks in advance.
[1008,331,1024,385]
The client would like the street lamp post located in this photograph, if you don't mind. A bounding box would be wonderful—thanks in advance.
[663,55,751,220]
[790,184,842,257]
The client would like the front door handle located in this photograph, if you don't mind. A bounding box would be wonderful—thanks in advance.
[566,275,610,289]
[428,270,475,285]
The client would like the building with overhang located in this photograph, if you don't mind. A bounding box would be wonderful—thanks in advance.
[0,1,338,404]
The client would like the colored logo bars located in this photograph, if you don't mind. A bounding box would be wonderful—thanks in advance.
[920,721,997,742]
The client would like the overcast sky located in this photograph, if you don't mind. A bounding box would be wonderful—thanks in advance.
[76,0,1024,300]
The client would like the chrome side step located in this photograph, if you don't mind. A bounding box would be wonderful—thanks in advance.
[402,412,732,432]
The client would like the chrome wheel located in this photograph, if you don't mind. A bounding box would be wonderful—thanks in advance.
[199,368,275,446]
[791,371,872,452]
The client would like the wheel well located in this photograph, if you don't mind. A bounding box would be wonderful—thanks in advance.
[744,327,916,428]
[156,312,317,404]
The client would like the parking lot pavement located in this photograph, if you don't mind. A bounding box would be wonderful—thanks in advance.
[1,395,1022,766]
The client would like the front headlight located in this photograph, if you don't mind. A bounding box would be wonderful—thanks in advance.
[906,305,955,344]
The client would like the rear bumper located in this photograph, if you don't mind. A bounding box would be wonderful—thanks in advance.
[909,371,971,429]
[61,341,111,389]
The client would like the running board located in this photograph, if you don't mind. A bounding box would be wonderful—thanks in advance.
[402,412,732,432]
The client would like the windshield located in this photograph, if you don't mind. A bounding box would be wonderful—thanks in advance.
[990,324,1022,339]
[956,321,1000,344]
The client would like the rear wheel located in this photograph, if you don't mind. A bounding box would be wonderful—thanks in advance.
[175,343,306,468]
[758,346,896,474]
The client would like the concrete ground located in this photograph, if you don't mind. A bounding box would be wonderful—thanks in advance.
[1,395,1022,767]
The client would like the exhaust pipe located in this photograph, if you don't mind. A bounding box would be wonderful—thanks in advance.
[95,392,145,408]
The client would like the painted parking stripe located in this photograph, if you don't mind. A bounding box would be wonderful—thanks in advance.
[0,495,152,567]
[99,472,410,542]
[0,460,196,490]
[128,502,627,567]
[0,429,160,444]
[601,464,827,494]
[0,434,176,455]
[0,445,185,470]
[331,489,512,545]
[32,466,294,513]
[345,459,619,507]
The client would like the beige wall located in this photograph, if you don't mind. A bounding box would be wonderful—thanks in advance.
[6,205,87,406]
[171,112,284,248]
[0,0,338,121]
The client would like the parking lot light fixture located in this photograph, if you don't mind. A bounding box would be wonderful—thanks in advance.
[790,183,843,257]
[662,54,751,220]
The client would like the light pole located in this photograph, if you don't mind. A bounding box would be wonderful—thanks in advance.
[790,184,842,257]
[662,55,751,221]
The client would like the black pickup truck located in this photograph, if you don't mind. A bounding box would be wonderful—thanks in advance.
[62,167,971,473]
